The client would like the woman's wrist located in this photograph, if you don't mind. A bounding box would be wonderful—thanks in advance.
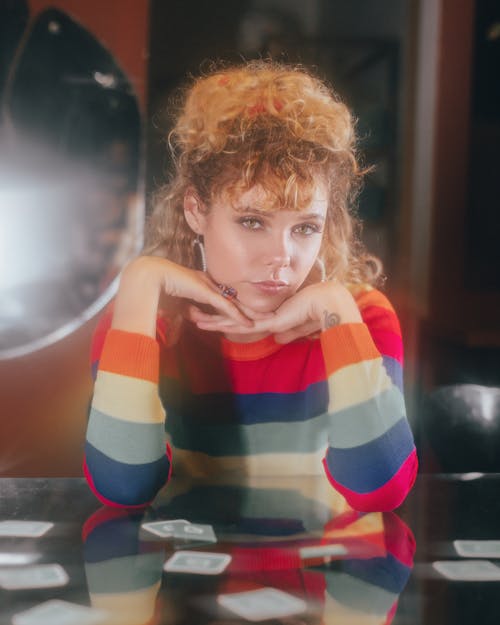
[311,283,363,330]
[111,257,163,338]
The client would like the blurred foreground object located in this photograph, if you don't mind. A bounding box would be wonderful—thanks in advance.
[419,384,500,473]
[0,1,147,476]
[0,7,142,359]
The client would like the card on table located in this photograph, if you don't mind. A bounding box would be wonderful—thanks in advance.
[217,587,308,621]
[433,560,500,581]
[0,521,54,537]
[141,519,189,538]
[164,550,231,574]
[173,523,217,543]
[12,599,107,625]
[0,563,68,590]
[454,540,500,558]
[299,543,348,559]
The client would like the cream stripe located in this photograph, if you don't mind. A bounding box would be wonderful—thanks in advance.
[172,446,325,478]
[327,358,392,413]
[92,370,165,424]
[89,584,160,625]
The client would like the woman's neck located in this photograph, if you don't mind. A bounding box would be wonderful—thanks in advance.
[223,331,270,343]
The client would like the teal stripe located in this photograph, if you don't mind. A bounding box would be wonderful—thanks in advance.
[238,488,332,530]
[168,409,330,456]
[87,408,167,465]
[327,571,398,614]
[168,387,404,457]
[327,387,405,449]
[85,553,164,593]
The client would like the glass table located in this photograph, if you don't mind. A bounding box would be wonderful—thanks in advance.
[1,473,499,624]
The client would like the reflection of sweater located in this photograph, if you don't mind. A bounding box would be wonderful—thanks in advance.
[83,495,415,625]
[84,286,418,510]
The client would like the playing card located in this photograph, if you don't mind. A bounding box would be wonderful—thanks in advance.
[12,599,107,625]
[164,550,231,574]
[454,540,500,558]
[141,519,189,538]
[299,544,348,559]
[432,560,500,581]
[217,587,308,621]
[173,523,217,543]
[0,563,68,590]
[0,521,54,537]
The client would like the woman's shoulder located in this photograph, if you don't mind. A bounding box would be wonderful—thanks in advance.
[346,283,397,315]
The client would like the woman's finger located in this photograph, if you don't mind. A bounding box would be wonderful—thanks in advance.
[198,284,253,327]
[187,303,252,329]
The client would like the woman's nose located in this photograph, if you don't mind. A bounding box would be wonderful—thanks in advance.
[265,233,292,268]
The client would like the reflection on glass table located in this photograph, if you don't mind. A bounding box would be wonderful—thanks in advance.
[3,474,500,624]
[0,476,416,625]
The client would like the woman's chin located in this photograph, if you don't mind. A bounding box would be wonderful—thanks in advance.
[238,292,288,315]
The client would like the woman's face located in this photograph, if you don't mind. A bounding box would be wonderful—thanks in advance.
[186,184,328,313]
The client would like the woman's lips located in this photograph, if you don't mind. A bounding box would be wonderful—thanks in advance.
[251,281,289,294]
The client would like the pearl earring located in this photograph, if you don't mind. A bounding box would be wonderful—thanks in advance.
[315,257,326,282]
[192,235,207,272]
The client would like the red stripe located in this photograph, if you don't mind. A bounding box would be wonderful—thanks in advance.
[382,512,416,567]
[82,505,134,542]
[385,601,399,625]
[369,328,404,364]
[323,450,418,512]
[187,339,327,394]
[361,304,401,336]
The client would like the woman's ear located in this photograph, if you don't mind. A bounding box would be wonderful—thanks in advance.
[183,189,206,235]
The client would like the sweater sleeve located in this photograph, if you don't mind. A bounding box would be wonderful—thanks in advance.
[320,288,418,512]
[84,314,172,508]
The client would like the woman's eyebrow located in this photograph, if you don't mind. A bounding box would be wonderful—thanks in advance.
[234,206,269,214]
[235,207,325,221]
[298,212,326,221]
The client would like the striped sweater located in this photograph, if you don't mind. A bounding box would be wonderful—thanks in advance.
[84,286,418,511]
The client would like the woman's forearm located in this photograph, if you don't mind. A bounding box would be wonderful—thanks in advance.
[111,257,164,338]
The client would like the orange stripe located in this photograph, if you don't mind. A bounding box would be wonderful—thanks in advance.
[355,288,395,313]
[99,330,160,382]
[321,323,380,375]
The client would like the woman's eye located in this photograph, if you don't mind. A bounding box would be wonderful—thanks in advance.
[239,217,263,230]
[294,223,321,236]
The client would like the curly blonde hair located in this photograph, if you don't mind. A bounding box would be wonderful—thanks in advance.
[144,60,381,285]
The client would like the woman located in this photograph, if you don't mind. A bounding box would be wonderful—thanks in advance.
[84,61,417,511]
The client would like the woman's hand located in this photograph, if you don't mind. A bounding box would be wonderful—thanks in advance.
[111,256,252,338]
[189,281,363,343]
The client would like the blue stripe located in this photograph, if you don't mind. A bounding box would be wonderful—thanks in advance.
[161,378,329,425]
[382,355,403,391]
[84,516,145,563]
[342,553,412,593]
[85,442,170,506]
[324,418,415,493]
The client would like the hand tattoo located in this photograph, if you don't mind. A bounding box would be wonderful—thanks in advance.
[323,310,340,328]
